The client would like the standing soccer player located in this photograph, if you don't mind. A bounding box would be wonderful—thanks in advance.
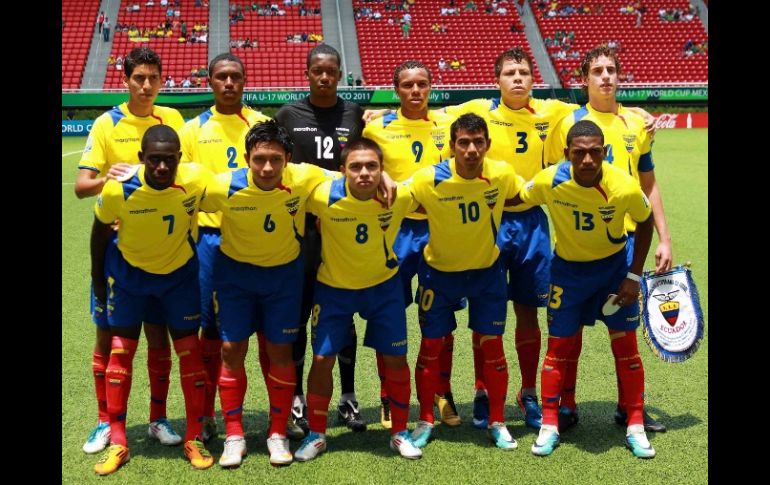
[546,46,672,433]
[513,120,656,459]
[275,44,367,434]
[294,139,422,462]
[76,46,185,455]
[90,126,214,475]
[178,52,271,442]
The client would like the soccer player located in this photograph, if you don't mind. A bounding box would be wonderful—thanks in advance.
[90,125,214,475]
[178,52,271,442]
[275,44,367,434]
[408,114,523,451]
[75,46,185,455]
[199,120,333,467]
[362,60,461,429]
[546,46,672,433]
[512,120,656,459]
[293,138,422,462]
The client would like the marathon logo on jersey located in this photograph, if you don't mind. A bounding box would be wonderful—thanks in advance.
[336,127,351,148]
[385,133,411,140]
[378,211,393,231]
[285,196,300,216]
[391,338,407,347]
[293,127,318,132]
[199,138,223,144]
[535,122,550,141]
[182,195,197,215]
[489,120,512,127]
[483,188,499,209]
[431,129,446,150]
[113,137,140,143]
[598,205,616,223]
[623,134,636,153]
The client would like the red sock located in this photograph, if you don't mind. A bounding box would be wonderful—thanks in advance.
[560,328,582,411]
[383,365,411,434]
[515,325,541,391]
[147,346,172,422]
[93,352,109,422]
[306,392,331,434]
[472,331,486,391]
[256,332,270,387]
[200,335,222,418]
[376,352,387,398]
[415,337,442,423]
[437,333,454,395]
[610,330,645,426]
[615,359,625,411]
[173,335,207,441]
[267,363,296,436]
[479,335,508,424]
[106,336,139,447]
[219,366,247,437]
[540,335,577,428]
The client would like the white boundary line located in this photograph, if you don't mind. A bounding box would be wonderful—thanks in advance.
[62,150,84,157]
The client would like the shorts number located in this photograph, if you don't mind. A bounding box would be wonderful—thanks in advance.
[459,201,480,223]
[418,285,435,311]
[263,213,276,232]
[572,211,595,231]
[412,141,423,163]
[355,223,368,243]
[310,304,321,326]
[162,214,175,234]
[516,132,528,153]
[314,136,334,160]
[226,146,238,168]
[548,284,563,309]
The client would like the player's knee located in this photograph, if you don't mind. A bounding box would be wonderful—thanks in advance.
[417,337,443,365]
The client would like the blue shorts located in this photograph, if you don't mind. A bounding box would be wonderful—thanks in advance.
[417,258,507,339]
[213,250,303,343]
[496,207,551,306]
[197,227,221,331]
[624,231,636,267]
[393,218,429,306]
[547,248,640,337]
[105,249,201,331]
[311,274,407,356]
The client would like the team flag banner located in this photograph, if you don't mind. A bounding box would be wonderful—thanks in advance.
[640,264,704,363]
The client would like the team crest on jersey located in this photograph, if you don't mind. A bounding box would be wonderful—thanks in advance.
[182,195,197,215]
[535,122,550,141]
[378,211,393,231]
[431,129,446,151]
[483,188,499,209]
[285,196,300,216]
[83,134,94,154]
[598,205,616,223]
[336,127,351,148]
[623,134,636,153]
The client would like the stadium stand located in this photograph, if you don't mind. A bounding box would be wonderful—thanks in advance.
[103,0,210,89]
[62,0,101,89]
[353,0,542,86]
[229,1,324,87]
[530,0,708,85]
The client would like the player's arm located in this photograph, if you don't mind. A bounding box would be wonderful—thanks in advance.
[90,216,114,303]
[615,214,653,306]
[379,170,397,208]
[639,169,672,273]
[75,164,135,198]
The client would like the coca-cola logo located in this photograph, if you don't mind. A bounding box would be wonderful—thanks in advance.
[653,114,678,129]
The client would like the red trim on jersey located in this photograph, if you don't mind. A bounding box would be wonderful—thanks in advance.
[523,101,535,114]
[276,182,292,194]
[477,174,491,185]
[593,184,608,201]
[236,110,251,127]
[169,183,187,193]
[150,113,163,124]
[616,114,628,128]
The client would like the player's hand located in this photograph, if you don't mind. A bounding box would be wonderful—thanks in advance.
[106,163,136,181]
[93,280,108,304]
[654,240,673,273]
[379,171,397,208]
[362,109,391,124]
[627,106,657,137]
[614,278,640,307]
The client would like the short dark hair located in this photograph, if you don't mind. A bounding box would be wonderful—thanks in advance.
[244,119,293,155]
[392,60,431,89]
[124,47,162,78]
[306,44,341,69]
[340,138,383,166]
[208,52,245,78]
[450,113,489,141]
[566,119,605,146]
[494,47,534,78]
[141,125,179,152]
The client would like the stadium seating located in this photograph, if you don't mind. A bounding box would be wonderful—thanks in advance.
[229,1,323,87]
[353,0,542,86]
[103,0,210,89]
[62,0,101,89]
[530,0,708,85]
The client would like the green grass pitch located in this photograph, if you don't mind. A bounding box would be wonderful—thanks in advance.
[61,128,707,484]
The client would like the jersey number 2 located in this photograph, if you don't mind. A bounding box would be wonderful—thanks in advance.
[226,146,238,168]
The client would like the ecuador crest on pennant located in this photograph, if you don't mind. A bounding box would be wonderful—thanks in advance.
[640,263,704,363]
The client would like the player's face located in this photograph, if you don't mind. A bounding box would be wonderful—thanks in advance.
[341,149,381,199]
[140,141,181,190]
[124,63,162,108]
[566,135,605,187]
[396,68,431,113]
[246,141,289,191]
[584,55,618,100]
[209,60,245,108]
[451,128,490,179]
[497,59,533,105]
[306,54,341,96]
